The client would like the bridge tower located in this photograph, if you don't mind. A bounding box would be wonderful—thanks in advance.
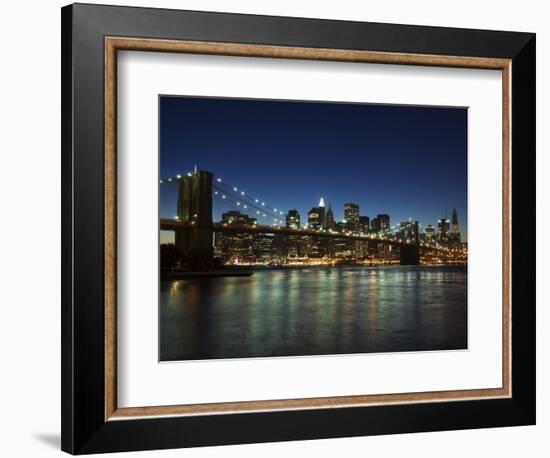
[399,221,420,265]
[175,170,214,270]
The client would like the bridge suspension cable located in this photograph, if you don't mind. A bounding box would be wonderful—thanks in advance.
[160,171,288,225]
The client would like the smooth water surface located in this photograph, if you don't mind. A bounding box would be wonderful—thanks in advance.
[160,266,467,361]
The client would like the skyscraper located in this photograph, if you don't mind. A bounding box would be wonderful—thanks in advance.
[377,214,390,231]
[318,197,327,228]
[308,208,323,229]
[370,216,380,233]
[438,216,450,244]
[306,198,328,257]
[359,216,370,233]
[326,204,335,230]
[286,209,300,229]
[308,198,326,229]
[451,208,460,234]
[285,209,301,259]
[344,203,360,232]
[449,208,462,248]
[399,220,419,243]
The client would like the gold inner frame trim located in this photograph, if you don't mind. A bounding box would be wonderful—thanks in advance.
[104,36,512,421]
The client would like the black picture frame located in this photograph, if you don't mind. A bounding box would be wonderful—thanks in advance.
[61,3,535,454]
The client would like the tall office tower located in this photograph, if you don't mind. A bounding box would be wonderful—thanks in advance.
[377,214,390,231]
[307,198,328,257]
[308,207,322,229]
[344,203,360,232]
[438,216,450,244]
[326,204,335,230]
[399,220,419,243]
[285,209,300,229]
[451,208,460,234]
[308,198,326,229]
[318,197,327,228]
[359,215,370,233]
[285,209,301,259]
[448,208,462,248]
[370,216,380,233]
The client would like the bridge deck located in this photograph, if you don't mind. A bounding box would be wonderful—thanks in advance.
[159,219,446,251]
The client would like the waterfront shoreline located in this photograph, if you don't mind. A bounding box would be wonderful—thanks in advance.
[161,269,253,279]
[161,262,467,279]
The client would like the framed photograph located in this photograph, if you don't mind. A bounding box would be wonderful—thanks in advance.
[61,3,535,454]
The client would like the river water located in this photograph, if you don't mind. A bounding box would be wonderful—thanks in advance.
[160,265,467,361]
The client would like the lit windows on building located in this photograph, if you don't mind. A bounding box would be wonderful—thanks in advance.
[344,203,360,232]
[285,209,301,229]
[377,214,390,230]
[359,215,370,233]
[424,224,435,239]
[438,217,450,244]
[308,208,323,229]
[326,205,335,230]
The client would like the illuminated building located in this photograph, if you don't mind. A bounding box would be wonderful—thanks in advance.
[285,209,300,229]
[220,210,256,226]
[286,209,301,258]
[438,216,450,245]
[399,220,419,243]
[377,214,390,230]
[333,221,345,233]
[214,211,256,263]
[206,203,465,265]
[318,197,327,228]
[308,198,326,229]
[252,233,275,263]
[344,203,360,232]
[370,216,380,233]
[326,204,335,230]
[448,208,462,249]
[424,224,436,240]
[359,215,370,233]
[451,208,460,233]
[308,209,322,229]
[332,236,353,258]
[371,214,390,234]
[307,198,328,257]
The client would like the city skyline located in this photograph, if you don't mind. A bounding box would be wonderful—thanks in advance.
[160,178,464,245]
[158,95,469,363]
[160,168,465,269]
[160,95,467,244]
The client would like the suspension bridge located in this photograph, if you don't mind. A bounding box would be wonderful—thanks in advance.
[160,169,454,270]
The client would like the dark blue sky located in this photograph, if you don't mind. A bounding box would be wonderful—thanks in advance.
[160,96,467,241]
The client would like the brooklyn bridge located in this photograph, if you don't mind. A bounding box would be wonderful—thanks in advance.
[160,169,460,270]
